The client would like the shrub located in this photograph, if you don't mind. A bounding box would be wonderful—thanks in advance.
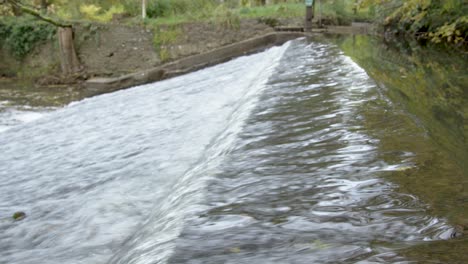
[147,0,171,18]
[428,16,468,45]
[121,0,140,17]
[0,17,56,58]
[79,4,125,22]
[382,0,468,47]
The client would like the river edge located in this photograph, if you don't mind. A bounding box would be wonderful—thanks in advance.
[0,19,377,99]
[82,24,375,96]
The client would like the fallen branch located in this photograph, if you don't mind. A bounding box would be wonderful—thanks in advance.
[5,0,71,27]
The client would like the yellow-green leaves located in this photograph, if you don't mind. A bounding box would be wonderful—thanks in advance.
[428,16,467,44]
[79,4,124,22]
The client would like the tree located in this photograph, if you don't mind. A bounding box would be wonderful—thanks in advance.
[4,0,81,75]
[142,0,146,19]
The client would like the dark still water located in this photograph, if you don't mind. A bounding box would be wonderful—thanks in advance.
[1,37,466,263]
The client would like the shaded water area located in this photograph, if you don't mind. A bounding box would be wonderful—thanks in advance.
[0,36,467,263]
[335,36,468,262]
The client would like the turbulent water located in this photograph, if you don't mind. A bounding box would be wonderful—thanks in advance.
[0,39,463,264]
[0,103,49,133]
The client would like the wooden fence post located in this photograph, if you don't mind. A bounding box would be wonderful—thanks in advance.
[305,0,314,32]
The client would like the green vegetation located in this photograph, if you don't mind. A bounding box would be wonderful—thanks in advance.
[1,0,376,26]
[337,34,468,175]
[138,1,304,26]
[360,0,468,48]
[238,2,304,19]
[1,0,466,58]
[212,5,241,30]
[337,34,468,262]
[386,0,467,46]
[152,25,182,62]
[145,0,218,19]
[317,0,375,25]
[12,211,26,221]
[0,16,55,58]
[78,3,125,22]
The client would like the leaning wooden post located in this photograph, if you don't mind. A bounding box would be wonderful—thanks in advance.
[318,0,322,28]
[58,26,81,75]
[305,0,314,32]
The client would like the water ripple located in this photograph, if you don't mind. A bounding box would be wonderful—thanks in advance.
[167,39,453,264]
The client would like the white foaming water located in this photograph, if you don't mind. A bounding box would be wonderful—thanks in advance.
[108,42,290,264]
[0,108,47,133]
[0,43,290,264]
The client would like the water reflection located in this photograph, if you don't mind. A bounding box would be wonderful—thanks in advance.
[337,35,468,173]
[168,39,457,263]
[336,35,468,262]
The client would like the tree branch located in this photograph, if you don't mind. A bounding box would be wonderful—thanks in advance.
[5,0,71,27]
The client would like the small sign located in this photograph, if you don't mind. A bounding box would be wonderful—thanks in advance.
[305,0,314,6]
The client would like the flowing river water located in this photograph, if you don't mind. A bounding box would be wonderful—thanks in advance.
[0,36,467,263]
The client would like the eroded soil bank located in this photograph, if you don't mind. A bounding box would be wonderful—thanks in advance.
[0,19,278,81]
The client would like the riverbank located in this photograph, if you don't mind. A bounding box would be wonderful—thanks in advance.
[0,18,376,92]
[84,23,376,96]
[0,19,276,81]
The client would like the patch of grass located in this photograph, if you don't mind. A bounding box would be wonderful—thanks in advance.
[128,2,304,28]
[146,15,192,26]
[313,0,377,26]
[257,17,280,28]
[212,5,241,30]
[237,3,304,19]
[153,25,182,62]
[144,0,217,20]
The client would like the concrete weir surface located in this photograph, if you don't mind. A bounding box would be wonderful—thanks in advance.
[84,32,305,95]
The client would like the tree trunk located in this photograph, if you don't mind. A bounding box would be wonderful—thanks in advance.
[58,27,81,75]
[305,1,315,32]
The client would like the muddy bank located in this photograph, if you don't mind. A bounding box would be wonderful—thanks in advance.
[76,19,278,78]
[84,32,304,96]
[0,18,377,102]
[0,19,276,81]
[83,22,376,96]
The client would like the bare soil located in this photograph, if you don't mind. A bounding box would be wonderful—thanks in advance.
[74,23,160,78]
[0,18,283,84]
[162,19,275,59]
